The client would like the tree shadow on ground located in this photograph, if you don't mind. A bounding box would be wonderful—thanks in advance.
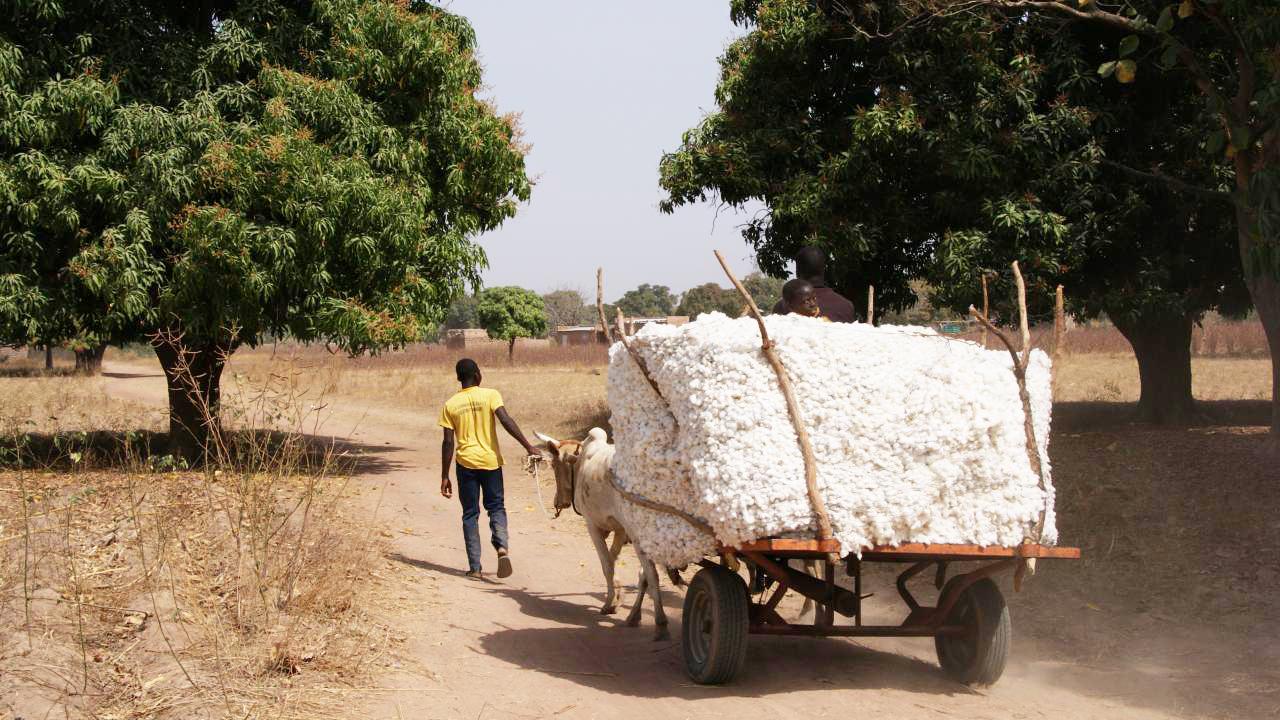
[1053,399,1269,431]
[101,370,164,380]
[0,428,406,476]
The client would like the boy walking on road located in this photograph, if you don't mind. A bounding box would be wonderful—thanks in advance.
[439,358,541,579]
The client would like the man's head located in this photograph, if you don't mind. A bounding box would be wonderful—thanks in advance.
[782,278,819,317]
[795,246,827,283]
[455,358,481,387]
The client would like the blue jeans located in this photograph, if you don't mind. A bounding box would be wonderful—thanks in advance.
[456,464,508,572]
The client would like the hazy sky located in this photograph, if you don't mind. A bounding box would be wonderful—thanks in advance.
[444,1,764,301]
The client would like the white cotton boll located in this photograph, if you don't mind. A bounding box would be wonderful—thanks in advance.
[606,313,1058,565]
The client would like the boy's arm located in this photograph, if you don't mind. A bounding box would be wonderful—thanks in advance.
[440,428,455,498]
[495,407,540,456]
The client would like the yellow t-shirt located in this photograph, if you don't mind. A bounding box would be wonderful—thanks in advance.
[439,387,505,470]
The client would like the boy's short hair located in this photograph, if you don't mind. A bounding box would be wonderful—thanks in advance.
[456,358,480,383]
[782,278,814,305]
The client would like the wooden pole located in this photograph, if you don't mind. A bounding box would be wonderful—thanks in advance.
[1053,285,1065,357]
[596,268,613,344]
[614,308,666,405]
[715,250,836,561]
[1052,284,1065,400]
[968,261,1050,584]
[980,273,990,349]
[866,286,875,326]
[1012,261,1031,368]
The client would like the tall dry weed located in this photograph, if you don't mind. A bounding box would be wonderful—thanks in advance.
[0,347,405,719]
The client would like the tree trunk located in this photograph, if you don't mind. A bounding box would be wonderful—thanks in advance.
[44,346,52,370]
[1236,199,1280,444]
[153,336,232,464]
[507,337,516,363]
[74,345,105,375]
[1243,242,1280,439]
[1112,312,1198,425]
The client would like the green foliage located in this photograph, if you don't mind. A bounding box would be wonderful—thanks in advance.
[476,286,547,345]
[663,0,1094,312]
[962,1,1280,279]
[614,284,676,317]
[542,289,594,329]
[662,0,1244,332]
[676,283,740,319]
[0,0,532,355]
[444,294,480,330]
[742,271,783,311]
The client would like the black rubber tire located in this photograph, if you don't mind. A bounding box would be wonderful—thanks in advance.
[934,577,1011,686]
[682,564,750,685]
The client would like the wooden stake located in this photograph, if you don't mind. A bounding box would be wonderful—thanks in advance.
[867,285,875,326]
[581,289,710,538]
[1053,285,1065,357]
[615,308,666,404]
[980,273,990,349]
[1012,261,1031,368]
[715,250,835,561]
[968,260,1049,552]
[1052,284,1065,400]
[596,268,613,344]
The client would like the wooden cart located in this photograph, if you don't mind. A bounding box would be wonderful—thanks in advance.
[681,539,1080,686]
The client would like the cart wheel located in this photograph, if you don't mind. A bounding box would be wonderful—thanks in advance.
[682,564,749,685]
[934,578,1010,686]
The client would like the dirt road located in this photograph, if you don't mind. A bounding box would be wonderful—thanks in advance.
[98,359,1242,720]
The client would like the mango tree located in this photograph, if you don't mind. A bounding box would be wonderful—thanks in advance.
[477,286,548,361]
[0,0,531,459]
[660,0,1246,424]
[871,0,1280,435]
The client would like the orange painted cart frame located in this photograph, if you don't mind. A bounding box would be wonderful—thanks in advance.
[679,539,1080,686]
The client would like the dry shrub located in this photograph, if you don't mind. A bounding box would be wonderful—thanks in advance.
[0,362,407,719]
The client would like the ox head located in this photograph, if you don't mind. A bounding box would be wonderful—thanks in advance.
[535,432,581,516]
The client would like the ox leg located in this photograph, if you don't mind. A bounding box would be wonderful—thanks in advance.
[607,530,628,607]
[586,525,618,615]
[625,563,647,628]
[627,549,669,640]
[664,565,686,587]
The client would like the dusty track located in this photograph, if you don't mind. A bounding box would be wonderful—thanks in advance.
[99,359,1252,720]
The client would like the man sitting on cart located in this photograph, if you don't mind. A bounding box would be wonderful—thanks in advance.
[771,246,856,322]
[781,279,829,320]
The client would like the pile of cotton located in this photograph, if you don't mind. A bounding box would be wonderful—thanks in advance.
[606,313,1056,568]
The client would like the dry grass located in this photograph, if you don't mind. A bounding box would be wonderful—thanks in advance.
[1054,355,1272,403]
[227,346,611,441]
[0,373,412,719]
[220,329,1271,443]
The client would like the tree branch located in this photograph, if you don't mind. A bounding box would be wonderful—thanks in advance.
[1195,1,1255,121]
[1100,158,1234,202]
[989,0,1151,34]
[933,1,1240,130]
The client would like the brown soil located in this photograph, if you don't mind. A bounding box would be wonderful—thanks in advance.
[91,357,1280,720]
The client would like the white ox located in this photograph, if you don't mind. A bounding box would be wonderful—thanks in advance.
[535,427,675,640]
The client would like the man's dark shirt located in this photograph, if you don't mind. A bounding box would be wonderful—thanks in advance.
[772,283,856,323]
